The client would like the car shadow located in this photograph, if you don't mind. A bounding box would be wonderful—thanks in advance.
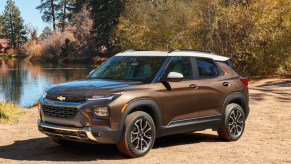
[0,137,122,161]
[0,133,219,162]
[154,133,221,148]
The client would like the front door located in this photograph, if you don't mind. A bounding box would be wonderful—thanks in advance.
[153,56,200,125]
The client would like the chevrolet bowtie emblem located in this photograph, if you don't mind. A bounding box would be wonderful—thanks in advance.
[57,96,66,101]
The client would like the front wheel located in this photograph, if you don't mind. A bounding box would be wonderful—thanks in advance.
[117,111,156,157]
[218,103,246,141]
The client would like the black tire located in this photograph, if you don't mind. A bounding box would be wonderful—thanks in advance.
[50,137,71,145]
[117,111,156,157]
[218,103,246,141]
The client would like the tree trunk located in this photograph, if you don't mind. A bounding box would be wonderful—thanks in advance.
[61,0,67,32]
[51,0,56,31]
[8,7,15,48]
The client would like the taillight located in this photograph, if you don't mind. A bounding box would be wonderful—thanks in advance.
[240,77,248,87]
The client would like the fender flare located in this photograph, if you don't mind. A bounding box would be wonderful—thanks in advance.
[222,92,249,118]
[118,99,162,129]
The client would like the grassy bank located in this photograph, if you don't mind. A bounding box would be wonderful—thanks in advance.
[0,102,25,123]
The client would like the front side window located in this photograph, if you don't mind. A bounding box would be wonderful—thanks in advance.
[164,57,194,80]
[89,56,166,82]
[196,58,219,78]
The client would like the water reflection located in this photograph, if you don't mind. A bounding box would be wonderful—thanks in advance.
[0,58,93,107]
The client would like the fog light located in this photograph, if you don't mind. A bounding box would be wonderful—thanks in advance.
[38,125,43,131]
[92,106,110,117]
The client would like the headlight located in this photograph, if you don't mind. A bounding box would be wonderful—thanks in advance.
[87,94,120,101]
[92,106,110,117]
[43,92,47,98]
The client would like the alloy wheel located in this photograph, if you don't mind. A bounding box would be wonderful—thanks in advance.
[228,108,244,136]
[130,118,153,152]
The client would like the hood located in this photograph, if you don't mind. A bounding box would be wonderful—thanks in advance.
[47,79,144,96]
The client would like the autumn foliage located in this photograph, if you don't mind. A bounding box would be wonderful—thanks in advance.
[22,0,291,76]
[23,8,95,62]
[114,0,291,76]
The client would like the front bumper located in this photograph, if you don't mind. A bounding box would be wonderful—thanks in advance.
[38,120,121,144]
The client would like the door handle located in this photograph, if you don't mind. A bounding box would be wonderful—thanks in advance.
[189,84,199,89]
[222,82,230,87]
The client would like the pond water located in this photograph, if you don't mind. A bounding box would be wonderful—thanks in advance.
[0,58,95,107]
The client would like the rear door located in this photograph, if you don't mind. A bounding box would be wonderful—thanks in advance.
[192,57,229,117]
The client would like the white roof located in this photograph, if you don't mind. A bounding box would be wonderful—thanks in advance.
[116,50,229,61]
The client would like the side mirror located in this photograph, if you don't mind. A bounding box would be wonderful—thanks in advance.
[160,72,184,90]
[166,72,184,82]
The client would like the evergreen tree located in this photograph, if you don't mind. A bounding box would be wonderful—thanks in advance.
[88,0,124,54]
[70,0,89,13]
[36,0,59,31]
[2,0,26,49]
[0,14,4,38]
[25,24,38,40]
[40,26,52,38]
[58,0,75,31]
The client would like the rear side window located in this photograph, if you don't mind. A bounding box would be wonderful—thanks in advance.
[196,58,219,78]
[164,57,194,80]
[221,59,233,67]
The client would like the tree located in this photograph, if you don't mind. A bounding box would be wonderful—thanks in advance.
[36,0,59,31]
[57,0,75,32]
[68,7,95,57]
[25,24,38,40]
[0,14,4,38]
[114,0,199,51]
[114,0,291,76]
[39,26,52,38]
[88,0,124,55]
[2,0,27,49]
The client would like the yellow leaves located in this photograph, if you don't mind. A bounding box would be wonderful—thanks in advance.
[114,0,291,76]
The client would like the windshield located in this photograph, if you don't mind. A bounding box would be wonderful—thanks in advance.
[88,56,167,82]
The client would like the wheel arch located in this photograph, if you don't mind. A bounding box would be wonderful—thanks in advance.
[118,99,162,130]
[222,92,249,119]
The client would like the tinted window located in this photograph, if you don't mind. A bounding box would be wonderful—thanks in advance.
[196,58,219,78]
[164,57,193,80]
[89,56,166,82]
[221,59,232,67]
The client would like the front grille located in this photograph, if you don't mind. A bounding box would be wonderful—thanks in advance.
[42,105,78,118]
[46,93,86,103]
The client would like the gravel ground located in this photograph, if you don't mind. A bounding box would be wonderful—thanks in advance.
[0,79,290,164]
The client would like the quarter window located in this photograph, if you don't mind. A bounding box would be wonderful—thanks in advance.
[196,58,219,78]
[164,57,194,80]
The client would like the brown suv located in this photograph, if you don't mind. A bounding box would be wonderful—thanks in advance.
[38,50,249,157]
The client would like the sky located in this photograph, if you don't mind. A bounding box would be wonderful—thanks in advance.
[0,0,50,35]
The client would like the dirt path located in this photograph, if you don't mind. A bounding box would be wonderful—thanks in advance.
[0,79,290,164]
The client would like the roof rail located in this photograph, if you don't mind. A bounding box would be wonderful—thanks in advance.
[168,49,213,53]
[123,49,153,52]
[123,49,136,52]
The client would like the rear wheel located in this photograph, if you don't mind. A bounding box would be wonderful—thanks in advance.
[218,103,246,141]
[117,111,156,157]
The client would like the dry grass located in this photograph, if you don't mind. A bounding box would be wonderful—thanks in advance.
[0,102,25,123]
